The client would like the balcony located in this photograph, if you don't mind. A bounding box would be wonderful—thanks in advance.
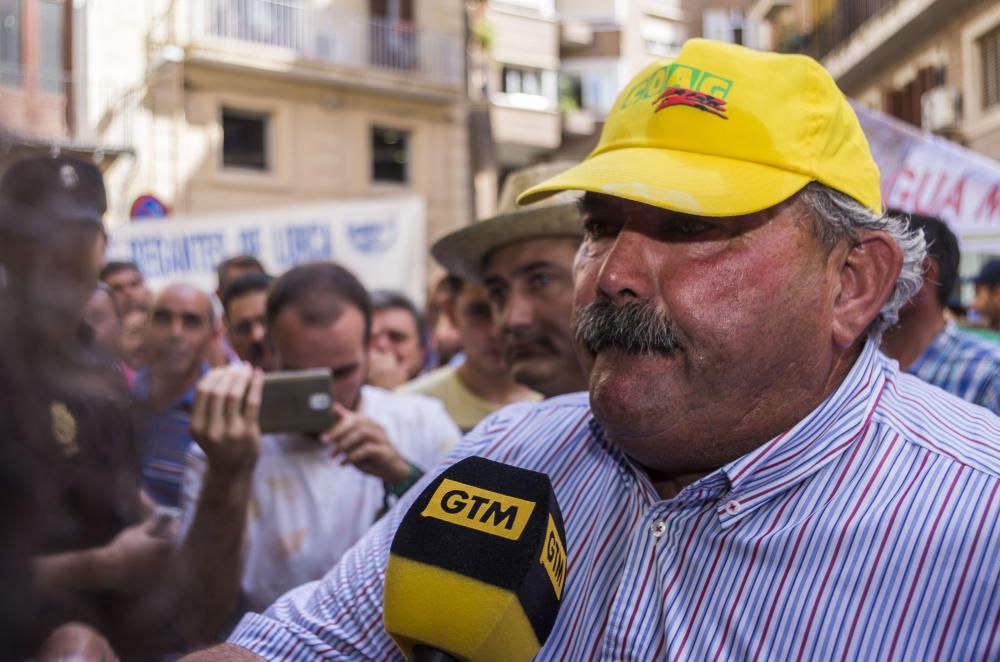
[0,65,137,164]
[796,0,970,91]
[187,0,464,91]
[491,103,561,150]
[801,0,899,61]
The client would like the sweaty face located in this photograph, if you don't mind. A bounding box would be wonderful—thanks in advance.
[105,268,153,312]
[144,285,215,380]
[370,307,426,380]
[573,193,840,476]
[484,237,585,398]
[450,282,505,376]
[270,305,367,411]
[225,290,272,370]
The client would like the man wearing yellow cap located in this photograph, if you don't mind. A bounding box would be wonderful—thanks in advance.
[188,40,1000,661]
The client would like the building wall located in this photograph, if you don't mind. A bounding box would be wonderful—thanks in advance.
[74,0,470,260]
[176,67,469,245]
[828,0,1000,162]
[961,1,1000,160]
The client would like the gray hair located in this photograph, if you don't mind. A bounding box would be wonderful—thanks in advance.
[797,182,926,341]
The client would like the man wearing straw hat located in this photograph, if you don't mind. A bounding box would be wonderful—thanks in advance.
[431,161,589,399]
[190,40,1000,661]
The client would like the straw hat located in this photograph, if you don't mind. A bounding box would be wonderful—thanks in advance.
[432,161,583,283]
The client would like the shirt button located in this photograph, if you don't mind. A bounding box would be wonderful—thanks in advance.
[650,520,667,538]
[724,500,742,515]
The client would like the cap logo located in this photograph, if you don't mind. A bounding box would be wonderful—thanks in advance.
[619,62,734,113]
[59,164,79,189]
[654,87,728,119]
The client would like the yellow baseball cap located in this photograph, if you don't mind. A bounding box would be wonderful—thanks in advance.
[517,39,881,216]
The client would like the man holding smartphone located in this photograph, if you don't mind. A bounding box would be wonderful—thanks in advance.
[173,262,460,643]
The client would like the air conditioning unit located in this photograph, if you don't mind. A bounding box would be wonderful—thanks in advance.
[921,86,961,132]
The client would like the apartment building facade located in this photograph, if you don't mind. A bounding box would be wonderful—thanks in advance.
[468,0,687,217]
[1,0,471,256]
[749,0,1000,162]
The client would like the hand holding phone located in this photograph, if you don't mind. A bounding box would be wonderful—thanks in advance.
[190,364,263,475]
[259,368,335,435]
[320,402,410,485]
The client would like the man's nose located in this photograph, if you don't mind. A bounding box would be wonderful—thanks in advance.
[499,291,534,331]
[251,322,266,343]
[170,316,186,336]
[370,331,390,350]
[596,229,655,303]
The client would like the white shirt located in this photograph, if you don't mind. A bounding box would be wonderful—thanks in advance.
[180,385,461,611]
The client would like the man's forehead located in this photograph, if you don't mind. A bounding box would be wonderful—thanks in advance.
[228,289,267,314]
[482,236,579,280]
[272,306,366,360]
[154,285,211,316]
[109,268,142,282]
[374,306,418,330]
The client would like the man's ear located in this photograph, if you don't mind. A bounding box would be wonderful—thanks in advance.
[831,231,904,348]
[443,293,459,328]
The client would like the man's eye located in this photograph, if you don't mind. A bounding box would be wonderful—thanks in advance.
[487,286,507,305]
[529,273,552,290]
[583,218,618,239]
[672,218,715,236]
[466,303,492,320]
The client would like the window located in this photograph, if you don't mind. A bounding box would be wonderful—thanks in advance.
[372,127,409,183]
[559,74,583,111]
[642,15,684,58]
[884,66,942,128]
[222,109,270,171]
[38,0,65,93]
[502,66,543,96]
[370,0,413,22]
[0,0,21,87]
[561,67,618,115]
[982,25,1000,109]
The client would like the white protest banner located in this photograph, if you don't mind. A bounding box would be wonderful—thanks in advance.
[107,196,427,304]
[853,103,1000,248]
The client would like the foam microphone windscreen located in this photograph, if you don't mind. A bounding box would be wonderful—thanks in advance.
[383,456,568,662]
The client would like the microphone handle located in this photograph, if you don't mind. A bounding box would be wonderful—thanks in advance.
[410,644,461,662]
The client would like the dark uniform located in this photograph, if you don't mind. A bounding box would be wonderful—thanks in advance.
[0,157,145,657]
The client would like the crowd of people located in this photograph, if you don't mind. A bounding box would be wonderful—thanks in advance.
[2,38,1000,660]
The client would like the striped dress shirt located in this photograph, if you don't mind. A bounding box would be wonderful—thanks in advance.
[230,340,1000,660]
[906,322,1000,414]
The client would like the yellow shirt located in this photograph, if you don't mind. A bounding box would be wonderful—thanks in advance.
[398,364,542,432]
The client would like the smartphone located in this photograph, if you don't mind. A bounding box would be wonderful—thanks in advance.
[259,368,335,435]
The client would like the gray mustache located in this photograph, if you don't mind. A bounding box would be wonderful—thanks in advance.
[573,299,682,356]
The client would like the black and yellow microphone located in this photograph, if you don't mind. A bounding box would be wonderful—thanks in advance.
[383,456,568,662]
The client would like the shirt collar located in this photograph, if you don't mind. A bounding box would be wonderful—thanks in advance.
[715,338,888,523]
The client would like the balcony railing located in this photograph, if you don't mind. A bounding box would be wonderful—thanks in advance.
[194,0,464,88]
[0,65,139,152]
[796,0,900,60]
